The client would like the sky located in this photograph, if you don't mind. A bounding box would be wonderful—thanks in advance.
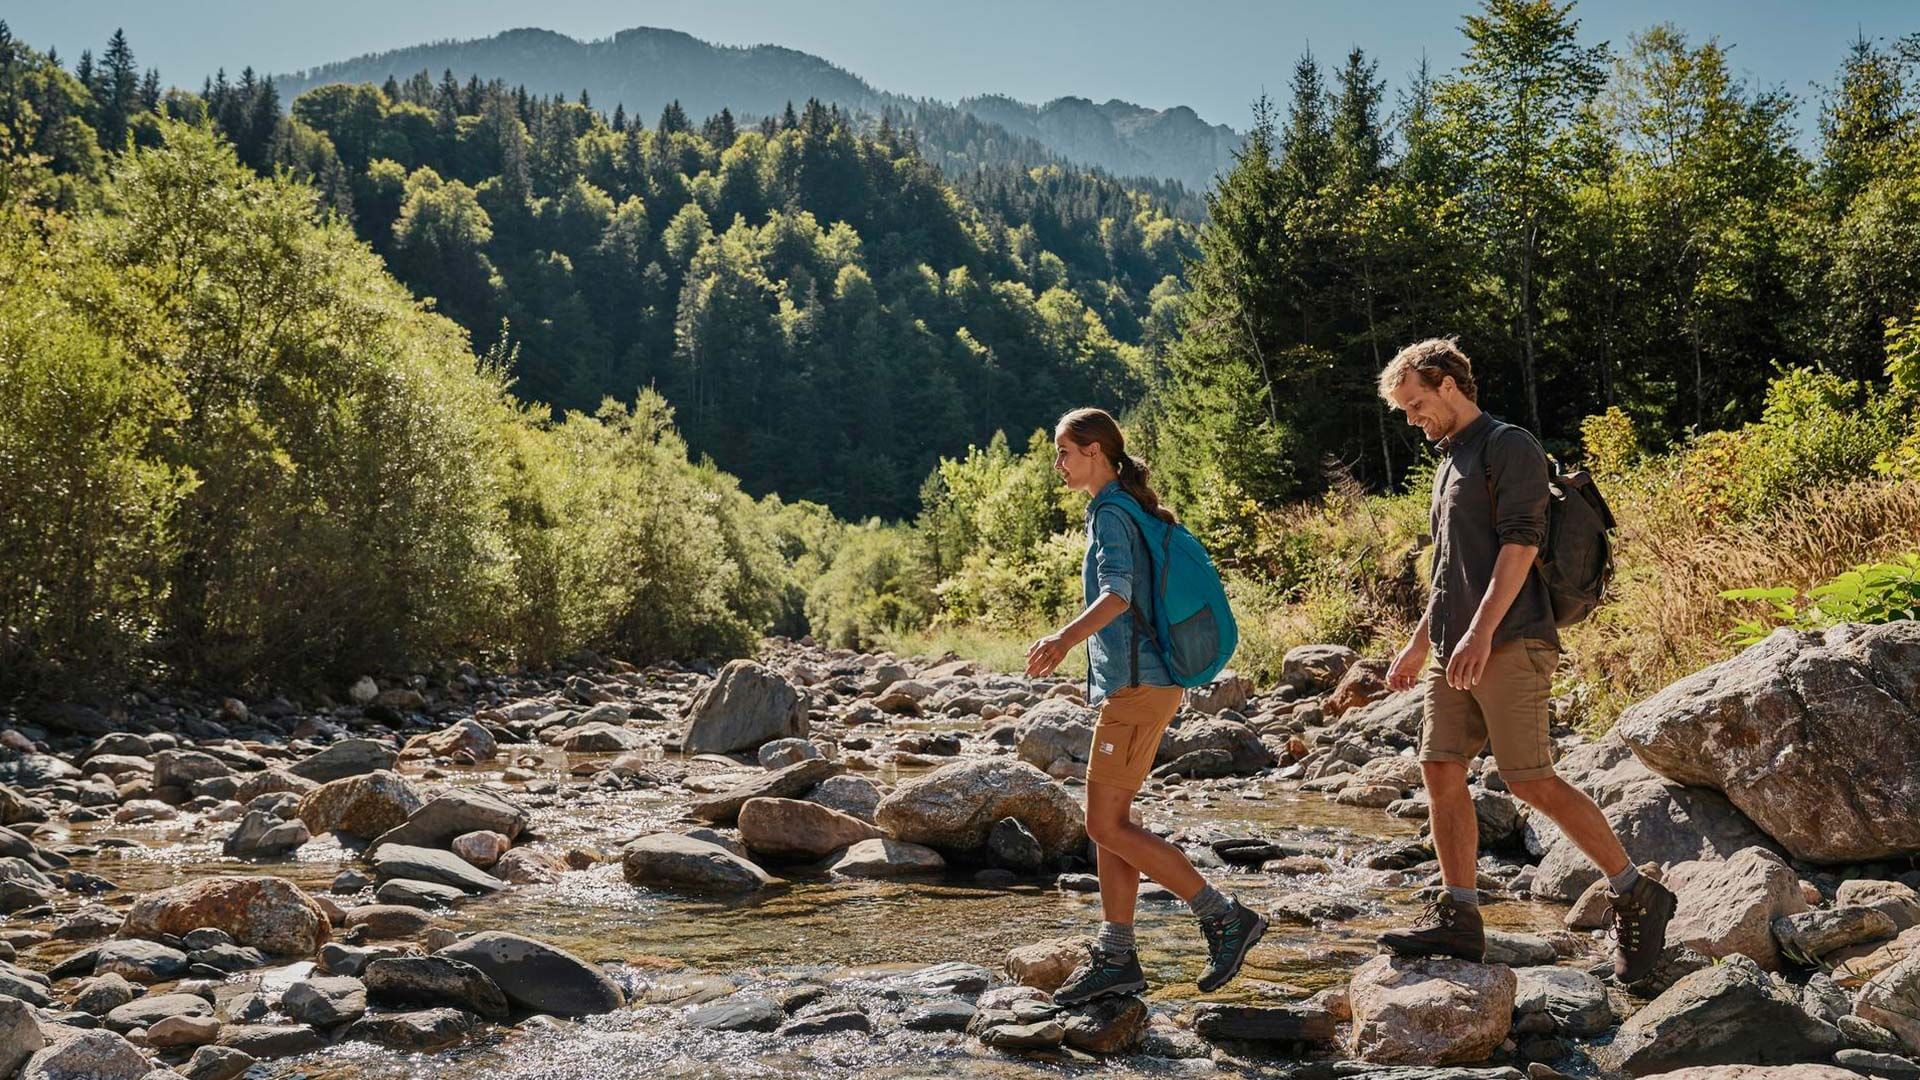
[9,0,1914,138]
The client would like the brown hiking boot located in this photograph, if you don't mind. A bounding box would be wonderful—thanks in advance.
[1608,875,1677,984]
[1377,896,1485,962]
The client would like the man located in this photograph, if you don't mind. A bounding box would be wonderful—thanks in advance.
[1377,338,1675,984]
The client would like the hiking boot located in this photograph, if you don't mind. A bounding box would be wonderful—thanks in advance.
[1197,898,1269,992]
[1377,896,1485,962]
[1609,875,1677,984]
[1052,946,1147,1006]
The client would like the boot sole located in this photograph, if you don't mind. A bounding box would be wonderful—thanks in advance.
[1378,930,1485,963]
[1196,914,1268,993]
[1052,977,1147,1007]
[1616,886,1679,984]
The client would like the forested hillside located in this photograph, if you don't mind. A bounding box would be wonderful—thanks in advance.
[271,26,1239,192]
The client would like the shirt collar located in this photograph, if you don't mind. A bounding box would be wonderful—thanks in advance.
[1438,411,1494,455]
[1086,480,1124,517]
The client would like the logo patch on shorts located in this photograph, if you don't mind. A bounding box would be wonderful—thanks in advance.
[1098,741,1116,755]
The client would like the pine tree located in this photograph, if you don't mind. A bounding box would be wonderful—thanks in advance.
[611,102,626,132]
[657,99,689,136]
[97,29,138,150]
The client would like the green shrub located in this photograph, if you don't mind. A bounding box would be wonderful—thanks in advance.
[1722,553,1920,645]
[805,523,933,648]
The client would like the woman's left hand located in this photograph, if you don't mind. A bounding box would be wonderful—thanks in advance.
[1025,632,1068,677]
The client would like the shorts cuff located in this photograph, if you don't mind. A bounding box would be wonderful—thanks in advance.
[1086,774,1145,796]
[1417,751,1472,768]
[1497,763,1558,783]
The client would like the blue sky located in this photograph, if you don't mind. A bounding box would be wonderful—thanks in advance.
[10,0,1913,137]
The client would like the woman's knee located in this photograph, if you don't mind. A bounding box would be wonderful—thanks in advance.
[1085,803,1134,847]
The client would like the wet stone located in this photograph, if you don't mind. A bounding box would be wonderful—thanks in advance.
[903,999,977,1032]
[345,1007,477,1052]
[777,1008,872,1037]
[685,992,783,1032]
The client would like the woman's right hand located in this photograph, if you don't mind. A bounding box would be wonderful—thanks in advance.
[1026,632,1068,678]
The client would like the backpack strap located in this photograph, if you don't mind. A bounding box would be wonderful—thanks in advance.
[1094,498,1160,688]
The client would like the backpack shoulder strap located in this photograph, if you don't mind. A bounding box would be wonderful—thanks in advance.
[1090,496,1156,687]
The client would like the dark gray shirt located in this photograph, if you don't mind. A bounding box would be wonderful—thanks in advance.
[1428,412,1560,661]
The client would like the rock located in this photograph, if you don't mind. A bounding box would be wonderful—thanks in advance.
[1512,966,1613,1037]
[287,739,397,783]
[622,833,777,894]
[216,1024,327,1058]
[72,973,138,1014]
[344,1008,475,1052]
[147,1013,223,1048]
[1186,670,1253,714]
[375,879,466,907]
[874,759,1086,861]
[370,844,505,894]
[342,904,435,939]
[884,961,993,997]
[1326,658,1391,718]
[1005,936,1090,993]
[1839,879,1920,932]
[121,876,329,956]
[685,993,783,1032]
[1836,1050,1920,1078]
[736,798,883,859]
[1347,955,1516,1065]
[1858,953,1920,1054]
[180,1046,254,1080]
[231,769,317,804]
[221,809,310,859]
[491,848,568,885]
[348,676,379,705]
[1191,1002,1339,1042]
[0,784,50,826]
[1630,1068,1860,1079]
[903,1000,977,1032]
[403,719,497,762]
[0,996,44,1077]
[152,750,232,789]
[1836,926,1920,987]
[450,831,511,869]
[1607,953,1843,1074]
[756,738,820,769]
[1482,931,1558,967]
[364,956,510,1020]
[1533,776,1779,902]
[1615,622,1920,864]
[92,940,190,983]
[688,757,843,825]
[804,774,881,822]
[1337,783,1404,808]
[558,721,646,753]
[1774,906,1897,963]
[1014,698,1098,775]
[296,770,423,840]
[105,991,213,1033]
[1155,717,1274,774]
[435,931,624,1016]
[1060,994,1148,1054]
[367,788,528,852]
[18,1029,150,1080]
[778,1008,871,1037]
[1663,847,1809,969]
[977,1017,1065,1050]
[282,975,367,1028]
[681,660,807,755]
[828,838,946,878]
[985,817,1045,872]
[1282,645,1359,694]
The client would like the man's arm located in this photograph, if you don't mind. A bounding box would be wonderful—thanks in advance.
[1447,428,1550,688]
[1387,590,1436,690]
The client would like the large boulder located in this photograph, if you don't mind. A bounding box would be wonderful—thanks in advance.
[368,788,527,852]
[435,931,624,1016]
[363,955,509,1020]
[1663,847,1809,970]
[1346,955,1515,1065]
[0,997,44,1077]
[1185,670,1253,715]
[18,1028,150,1080]
[689,757,843,825]
[121,876,329,955]
[736,798,883,860]
[1282,644,1359,694]
[1615,622,1920,864]
[1857,952,1920,1054]
[281,975,368,1028]
[152,749,231,789]
[1155,717,1274,774]
[402,719,497,762]
[622,833,777,894]
[874,759,1085,861]
[221,809,310,859]
[1607,954,1843,1075]
[297,770,423,840]
[1837,879,1920,933]
[680,660,807,755]
[1014,698,1097,776]
[288,739,398,783]
[370,844,505,894]
[827,838,946,879]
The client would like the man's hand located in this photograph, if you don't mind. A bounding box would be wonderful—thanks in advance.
[1445,628,1492,689]
[1386,638,1429,692]
[1026,632,1069,678]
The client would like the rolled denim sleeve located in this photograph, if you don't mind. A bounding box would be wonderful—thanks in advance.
[1489,428,1550,548]
[1090,508,1135,604]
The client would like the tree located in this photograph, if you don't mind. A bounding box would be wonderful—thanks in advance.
[95,29,139,150]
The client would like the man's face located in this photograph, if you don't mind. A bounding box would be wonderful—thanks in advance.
[1389,376,1461,443]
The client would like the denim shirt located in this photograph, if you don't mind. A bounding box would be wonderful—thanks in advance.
[1083,482,1174,704]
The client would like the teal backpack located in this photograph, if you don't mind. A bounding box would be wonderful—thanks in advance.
[1089,489,1239,687]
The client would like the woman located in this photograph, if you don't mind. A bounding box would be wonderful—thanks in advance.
[1026,407,1267,1005]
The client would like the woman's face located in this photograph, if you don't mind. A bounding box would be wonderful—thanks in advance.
[1053,431,1106,493]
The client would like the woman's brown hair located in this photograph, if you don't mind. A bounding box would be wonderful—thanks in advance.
[1056,407,1177,524]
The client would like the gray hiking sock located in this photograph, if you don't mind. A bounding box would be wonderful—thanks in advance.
[1189,884,1232,920]
[1447,885,1480,907]
[1608,863,1642,895]
[1095,921,1136,956]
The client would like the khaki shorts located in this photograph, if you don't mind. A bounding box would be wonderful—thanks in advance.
[1086,685,1185,793]
[1419,637,1559,782]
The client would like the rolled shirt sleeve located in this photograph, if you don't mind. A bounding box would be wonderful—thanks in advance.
[1488,428,1550,549]
[1090,507,1136,605]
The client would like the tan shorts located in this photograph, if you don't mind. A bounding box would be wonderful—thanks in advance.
[1419,637,1559,782]
[1086,685,1185,793]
